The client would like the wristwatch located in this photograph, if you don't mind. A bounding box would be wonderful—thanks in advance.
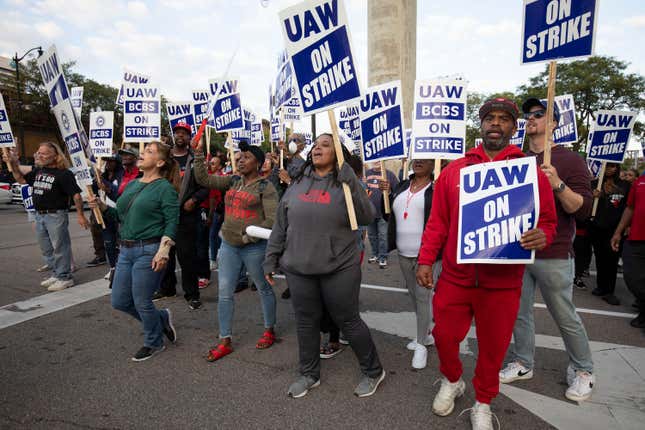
[554,181,566,193]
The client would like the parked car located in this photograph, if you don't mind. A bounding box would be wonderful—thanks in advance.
[0,182,12,204]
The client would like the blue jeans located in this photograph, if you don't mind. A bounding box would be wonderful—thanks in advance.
[217,240,276,339]
[209,212,223,262]
[367,217,388,260]
[111,242,166,348]
[34,210,72,280]
[508,258,594,373]
[101,214,119,268]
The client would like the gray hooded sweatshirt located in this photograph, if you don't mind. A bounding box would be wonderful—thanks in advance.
[264,163,376,276]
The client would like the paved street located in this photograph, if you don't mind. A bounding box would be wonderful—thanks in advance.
[0,204,643,429]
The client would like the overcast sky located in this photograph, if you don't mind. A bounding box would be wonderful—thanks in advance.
[1,0,643,133]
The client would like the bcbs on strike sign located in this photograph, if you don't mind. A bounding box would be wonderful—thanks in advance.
[458,157,540,264]
[412,79,467,160]
[279,0,361,115]
[123,82,160,142]
[89,111,114,158]
[521,0,598,64]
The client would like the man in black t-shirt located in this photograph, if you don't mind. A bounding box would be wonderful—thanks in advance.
[3,142,89,291]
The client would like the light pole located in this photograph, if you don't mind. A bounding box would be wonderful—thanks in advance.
[10,46,43,162]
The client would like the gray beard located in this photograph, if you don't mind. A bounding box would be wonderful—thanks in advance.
[482,135,510,152]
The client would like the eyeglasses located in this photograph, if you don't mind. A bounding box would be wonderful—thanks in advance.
[523,109,546,119]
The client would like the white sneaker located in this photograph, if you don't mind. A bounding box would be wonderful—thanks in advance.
[104,269,112,280]
[406,335,434,351]
[40,276,58,288]
[209,260,218,270]
[565,371,595,402]
[48,279,74,291]
[432,377,465,416]
[412,344,428,369]
[469,401,496,430]
[499,361,533,384]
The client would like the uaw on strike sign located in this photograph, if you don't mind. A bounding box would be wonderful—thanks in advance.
[279,0,361,115]
[458,157,540,264]
[522,0,599,64]
[586,110,636,163]
[89,111,114,158]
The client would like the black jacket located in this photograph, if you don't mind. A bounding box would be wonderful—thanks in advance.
[176,150,209,218]
[383,174,435,253]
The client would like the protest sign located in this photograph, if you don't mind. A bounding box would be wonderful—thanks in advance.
[251,121,263,146]
[541,94,578,145]
[37,45,70,108]
[587,158,603,178]
[339,104,361,143]
[89,111,114,158]
[510,119,527,149]
[167,101,196,136]
[458,157,539,264]
[192,90,209,131]
[123,81,160,143]
[70,86,83,118]
[586,110,636,163]
[358,81,405,163]
[212,78,244,132]
[284,97,302,121]
[521,0,598,64]
[0,93,15,148]
[279,0,361,115]
[21,184,34,212]
[411,78,467,160]
[270,117,283,143]
[274,50,294,108]
[52,100,93,186]
[116,69,150,106]
[404,129,412,158]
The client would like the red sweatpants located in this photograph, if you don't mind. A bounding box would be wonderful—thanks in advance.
[432,279,521,404]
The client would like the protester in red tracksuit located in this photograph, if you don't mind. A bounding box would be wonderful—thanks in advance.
[416,98,557,429]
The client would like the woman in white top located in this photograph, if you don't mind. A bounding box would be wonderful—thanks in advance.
[382,159,440,370]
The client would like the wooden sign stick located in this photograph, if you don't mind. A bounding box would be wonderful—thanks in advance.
[206,126,211,157]
[328,110,358,231]
[380,160,391,214]
[543,61,557,166]
[434,158,442,180]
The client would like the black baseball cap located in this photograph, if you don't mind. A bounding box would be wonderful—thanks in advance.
[239,142,265,167]
[522,98,560,122]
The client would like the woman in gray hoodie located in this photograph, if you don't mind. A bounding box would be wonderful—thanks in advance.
[264,133,385,399]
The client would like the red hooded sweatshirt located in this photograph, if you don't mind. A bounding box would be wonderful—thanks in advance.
[418,144,557,289]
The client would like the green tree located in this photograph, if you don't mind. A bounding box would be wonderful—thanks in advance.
[517,56,645,152]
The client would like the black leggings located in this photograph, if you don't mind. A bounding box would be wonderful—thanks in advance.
[285,264,382,380]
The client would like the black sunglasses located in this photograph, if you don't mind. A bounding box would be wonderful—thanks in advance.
[523,109,546,119]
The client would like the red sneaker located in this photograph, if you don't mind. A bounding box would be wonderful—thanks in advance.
[256,330,276,349]
[198,278,209,289]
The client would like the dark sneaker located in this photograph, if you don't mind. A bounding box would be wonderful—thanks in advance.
[367,256,378,264]
[152,291,176,302]
[86,257,107,267]
[354,370,386,397]
[131,345,165,362]
[630,313,645,328]
[162,309,177,343]
[591,288,605,297]
[188,299,202,310]
[602,294,620,306]
[378,259,387,269]
[288,375,320,398]
[281,288,291,299]
[573,277,587,290]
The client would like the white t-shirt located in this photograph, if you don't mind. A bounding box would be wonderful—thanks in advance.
[392,182,432,257]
